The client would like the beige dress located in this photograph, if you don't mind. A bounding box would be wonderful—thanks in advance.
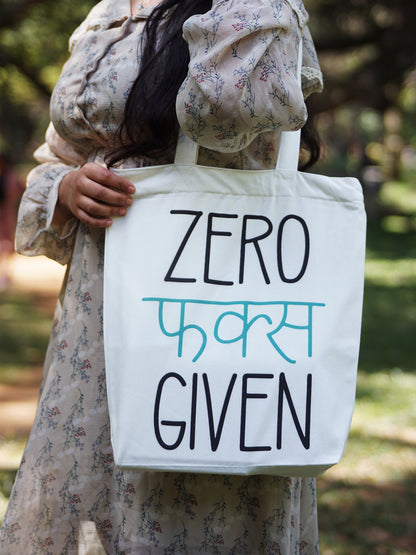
[0,0,323,552]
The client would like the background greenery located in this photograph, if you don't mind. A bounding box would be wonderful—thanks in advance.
[0,0,415,552]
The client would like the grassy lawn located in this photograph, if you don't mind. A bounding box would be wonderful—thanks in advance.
[0,181,415,553]
[318,181,416,554]
[0,291,55,518]
[0,292,53,383]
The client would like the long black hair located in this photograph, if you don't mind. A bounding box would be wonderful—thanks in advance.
[106,0,211,166]
[301,96,321,170]
[106,0,320,169]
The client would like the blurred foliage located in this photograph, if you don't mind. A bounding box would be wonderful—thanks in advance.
[308,0,416,186]
[0,0,96,162]
[309,0,416,111]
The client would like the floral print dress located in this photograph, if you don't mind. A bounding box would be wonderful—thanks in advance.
[0,0,323,553]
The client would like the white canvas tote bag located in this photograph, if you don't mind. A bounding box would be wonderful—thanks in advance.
[103,122,366,476]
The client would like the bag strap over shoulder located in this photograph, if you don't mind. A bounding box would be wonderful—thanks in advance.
[175,38,304,171]
[174,128,199,165]
[275,37,303,172]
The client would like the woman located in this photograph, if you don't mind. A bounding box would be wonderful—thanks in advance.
[0,0,323,552]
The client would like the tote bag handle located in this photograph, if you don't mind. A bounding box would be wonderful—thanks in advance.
[175,38,303,172]
[275,36,303,172]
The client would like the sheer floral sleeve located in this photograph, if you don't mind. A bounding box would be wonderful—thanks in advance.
[15,123,85,265]
[176,0,323,152]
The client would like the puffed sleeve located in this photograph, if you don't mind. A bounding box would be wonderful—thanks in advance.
[176,0,323,152]
[15,123,85,265]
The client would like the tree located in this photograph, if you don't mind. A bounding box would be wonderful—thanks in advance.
[309,0,416,113]
[0,0,95,161]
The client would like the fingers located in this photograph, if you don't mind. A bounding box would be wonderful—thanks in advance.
[76,207,117,229]
[79,164,135,207]
[59,163,136,228]
[78,180,133,212]
[77,194,130,220]
[82,163,135,196]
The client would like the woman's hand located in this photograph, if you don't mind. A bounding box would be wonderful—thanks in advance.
[54,163,135,228]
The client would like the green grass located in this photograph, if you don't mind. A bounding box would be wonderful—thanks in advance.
[380,181,416,217]
[318,370,416,554]
[0,292,53,383]
[0,470,17,523]
[0,181,416,552]
[0,292,54,521]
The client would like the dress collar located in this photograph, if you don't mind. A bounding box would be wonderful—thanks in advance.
[94,0,152,28]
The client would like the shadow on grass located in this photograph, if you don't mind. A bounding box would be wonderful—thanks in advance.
[360,282,416,374]
[317,474,416,554]
[347,428,416,451]
[366,220,416,261]
[359,220,416,374]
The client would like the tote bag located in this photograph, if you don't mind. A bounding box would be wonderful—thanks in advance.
[103,123,366,476]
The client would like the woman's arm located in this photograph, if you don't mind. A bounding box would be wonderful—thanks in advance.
[55,163,134,229]
[16,124,134,265]
[177,0,322,152]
